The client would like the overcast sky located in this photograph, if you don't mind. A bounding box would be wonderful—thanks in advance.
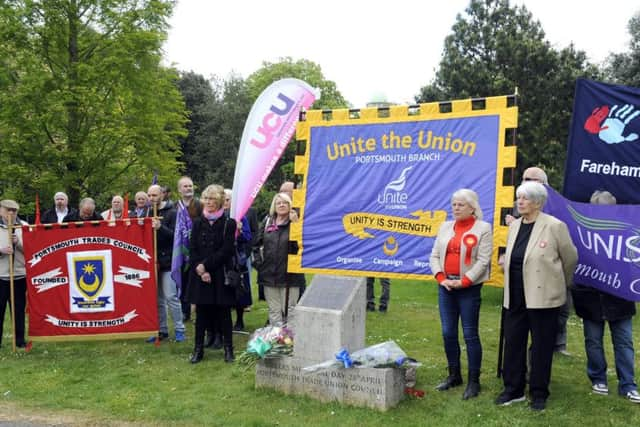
[163,0,636,107]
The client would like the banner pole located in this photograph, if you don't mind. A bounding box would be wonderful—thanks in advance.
[7,216,16,353]
[497,91,519,378]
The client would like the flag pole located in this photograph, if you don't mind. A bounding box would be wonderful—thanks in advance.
[152,202,160,345]
[7,215,16,353]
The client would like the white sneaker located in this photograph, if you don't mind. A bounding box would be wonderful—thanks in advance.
[592,383,609,395]
[626,390,640,404]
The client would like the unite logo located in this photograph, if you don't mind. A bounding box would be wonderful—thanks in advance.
[377,166,412,210]
[584,104,639,144]
[249,93,295,148]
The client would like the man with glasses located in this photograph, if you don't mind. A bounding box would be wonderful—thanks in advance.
[504,166,571,356]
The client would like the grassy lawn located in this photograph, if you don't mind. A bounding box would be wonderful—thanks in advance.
[1,279,639,426]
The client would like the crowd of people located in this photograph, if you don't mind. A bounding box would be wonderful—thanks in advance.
[0,169,638,411]
[428,168,639,411]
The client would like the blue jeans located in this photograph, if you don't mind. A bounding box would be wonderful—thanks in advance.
[158,270,185,334]
[438,284,482,371]
[583,317,637,395]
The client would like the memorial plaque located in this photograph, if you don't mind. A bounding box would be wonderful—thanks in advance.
[297,276,355,310]
[255,275,407,410]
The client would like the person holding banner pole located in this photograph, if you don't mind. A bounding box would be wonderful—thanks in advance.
[254,193,305,326]
[0,199,28,350]
[145,185,185,343]
[496,181,577,411]
[571,190,640,404]
[430,189,492,400]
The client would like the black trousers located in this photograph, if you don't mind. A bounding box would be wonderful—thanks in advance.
[194,304,232,348]
[502,306,560,400]
[0,277,27,347]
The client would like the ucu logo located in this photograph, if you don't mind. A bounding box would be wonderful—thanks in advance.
[250,93,295,148]
[377,166,412,209]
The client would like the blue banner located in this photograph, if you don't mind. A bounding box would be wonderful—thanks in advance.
[545,186,640,302]
[563,78,640,204]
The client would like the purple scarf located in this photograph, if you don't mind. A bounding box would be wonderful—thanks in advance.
[203,208,225,223]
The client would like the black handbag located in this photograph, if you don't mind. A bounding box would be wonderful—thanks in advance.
[223,216,248,299]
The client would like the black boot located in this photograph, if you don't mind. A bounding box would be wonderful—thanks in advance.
[212,332,223,349]
[224,345,235,363]
[436,366,463,391]
[462,369,480,400]
[190,345,204,364]
[205,332,215,348]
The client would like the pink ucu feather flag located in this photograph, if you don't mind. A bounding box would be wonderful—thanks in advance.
[231,78,320,221]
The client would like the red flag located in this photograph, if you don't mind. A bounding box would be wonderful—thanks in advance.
[35,194,41,225]
[123,193,129,219]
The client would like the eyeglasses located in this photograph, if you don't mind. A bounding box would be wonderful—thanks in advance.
[523,177,540,182]
[4,208,17,212]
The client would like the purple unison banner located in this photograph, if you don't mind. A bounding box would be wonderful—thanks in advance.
[298,115,499,278]
[545,186,640,302]
[563,78,640,204]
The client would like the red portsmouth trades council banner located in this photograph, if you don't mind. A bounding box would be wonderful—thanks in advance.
[22,219,158,341]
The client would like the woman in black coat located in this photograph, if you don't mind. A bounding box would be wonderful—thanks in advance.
[188,184,236,363]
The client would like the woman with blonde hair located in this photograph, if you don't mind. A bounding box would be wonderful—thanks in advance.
[430,189,492,400]
[188,184,236,363]
[254,192,305,326]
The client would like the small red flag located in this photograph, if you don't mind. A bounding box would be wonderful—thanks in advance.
[35,194,41,225]
[123,193,129,219]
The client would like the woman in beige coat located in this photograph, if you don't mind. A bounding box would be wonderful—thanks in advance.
[495,181,577,411]
[430,189,492,400]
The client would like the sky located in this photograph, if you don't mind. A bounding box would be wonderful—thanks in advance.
[163,0,636,108]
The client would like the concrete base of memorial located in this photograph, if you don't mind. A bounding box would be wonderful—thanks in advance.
[255,356,405,411]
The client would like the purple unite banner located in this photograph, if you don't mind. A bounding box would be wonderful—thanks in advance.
[545,186,640,302]
[299,116,500,278]
[563,78,640,204]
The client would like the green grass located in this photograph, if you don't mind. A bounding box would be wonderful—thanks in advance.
[1,280,639,426]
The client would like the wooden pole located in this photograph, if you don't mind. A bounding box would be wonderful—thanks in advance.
[7,215,16,353]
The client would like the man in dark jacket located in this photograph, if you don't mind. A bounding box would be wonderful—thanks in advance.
[42,192,77,224]
[62,198,102,222]
[145,184,185,343]
[572,190,640,404]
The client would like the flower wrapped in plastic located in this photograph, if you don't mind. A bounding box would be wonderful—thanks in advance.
[237,325,294,368]
[302,340,421,373]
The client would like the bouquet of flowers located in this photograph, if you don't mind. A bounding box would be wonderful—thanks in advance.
[302,341,420,373]
[237,325,294,368]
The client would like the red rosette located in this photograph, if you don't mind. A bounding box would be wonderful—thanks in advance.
[463,234,478,265]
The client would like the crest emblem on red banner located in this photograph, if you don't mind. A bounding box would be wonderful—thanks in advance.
[67,250,114,313]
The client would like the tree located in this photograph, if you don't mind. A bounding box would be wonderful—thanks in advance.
[0,0,186,210]
[605,11,640,87]
[416,0,600,188]
[176,72,251,194]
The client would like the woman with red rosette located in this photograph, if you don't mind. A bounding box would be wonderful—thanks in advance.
[430,189,492,400]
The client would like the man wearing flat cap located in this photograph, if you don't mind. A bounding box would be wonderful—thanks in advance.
[0,199,29,348]
[42,192,77,224]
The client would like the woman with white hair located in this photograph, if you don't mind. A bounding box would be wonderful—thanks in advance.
[496,181,577,411]
[430,189,492,400]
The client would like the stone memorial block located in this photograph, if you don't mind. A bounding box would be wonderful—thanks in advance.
[292,275,366,363]
[255,274,406,411]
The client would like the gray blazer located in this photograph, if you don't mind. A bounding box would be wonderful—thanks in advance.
[430,218,492,285]
[503,212,578,309]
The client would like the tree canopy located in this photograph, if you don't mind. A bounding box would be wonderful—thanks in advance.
[0,0,186,210]
[605,11,640,87]
[417,0,600,188]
